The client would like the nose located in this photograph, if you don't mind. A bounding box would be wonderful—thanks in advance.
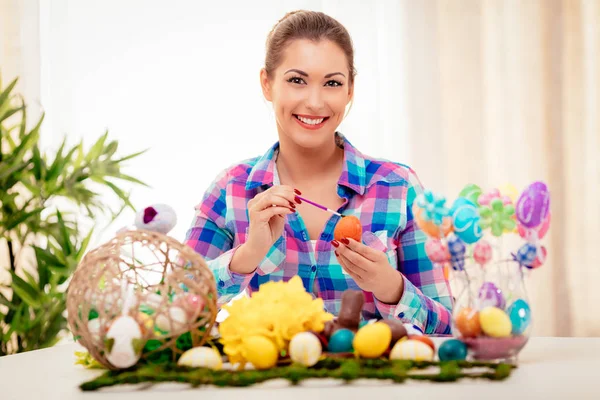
[305,86,325,112]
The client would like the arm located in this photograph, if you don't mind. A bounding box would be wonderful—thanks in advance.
[373,170,454,335]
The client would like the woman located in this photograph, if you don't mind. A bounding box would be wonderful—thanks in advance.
[184,10,452,334]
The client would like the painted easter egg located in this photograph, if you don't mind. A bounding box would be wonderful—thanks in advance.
[389,338,434,361]
[451,198,483,244]
[328,328,354,353]
[478,282,505,309]
[425,238,451,263]
[414,205,453,238]
[438,339,468,361]
[507,299,531,335]
[455,307,482,338]
[105,315,143,369]
[353,322,392,358]
[243,335,279,370]
[407,335,435,352]
[516,182,550,228]
[473,240,493,265]
[289,332,322,367]
[334,215,363,242]
[479,307,512,338]
[178,347,222,370]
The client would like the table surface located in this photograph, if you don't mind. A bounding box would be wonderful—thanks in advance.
[1,336,599,400]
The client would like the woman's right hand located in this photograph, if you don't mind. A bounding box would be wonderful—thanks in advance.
[229,185,299,274]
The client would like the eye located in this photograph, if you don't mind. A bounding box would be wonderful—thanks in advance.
[325,80,343,87]
[287,76,306,85]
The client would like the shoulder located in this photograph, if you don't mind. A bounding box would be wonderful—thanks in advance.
[205,155,262,190]
[362,153,423,189]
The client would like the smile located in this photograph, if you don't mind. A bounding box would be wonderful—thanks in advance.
[293,114,330,130]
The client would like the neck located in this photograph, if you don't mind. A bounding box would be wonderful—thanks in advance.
[276,134,344,185]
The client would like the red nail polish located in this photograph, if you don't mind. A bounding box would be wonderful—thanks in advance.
[295,196,302,204]
[340,238,349,245]
[289,201,296,208]
[288,207,295,212]
[331,240,339,248]
[294,189,302,195]
[334,251,339,256]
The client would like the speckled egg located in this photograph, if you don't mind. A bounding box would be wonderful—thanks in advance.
[289,332,322,367]
[479,306,512,338]
[353,322,392,358]
[178,347,222,370]
[438,339,468,361]
[455,307,482,338]
[389,338,434,361]
[328,329,354,353]
[243,335,279,370]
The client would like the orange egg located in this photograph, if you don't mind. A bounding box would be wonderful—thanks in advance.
[413,204,453,238]
[408,335,436,352]
[334,215,363,242]
[455,307,482,338]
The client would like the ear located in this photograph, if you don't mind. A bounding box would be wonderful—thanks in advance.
[347,82,354,105]
[260,68,273,102]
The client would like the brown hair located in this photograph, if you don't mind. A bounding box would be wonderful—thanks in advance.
[265,10,356,85]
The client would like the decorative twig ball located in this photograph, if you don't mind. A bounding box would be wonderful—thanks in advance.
[66,229,218,370]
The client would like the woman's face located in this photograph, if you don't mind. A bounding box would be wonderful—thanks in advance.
[261,39,353,150]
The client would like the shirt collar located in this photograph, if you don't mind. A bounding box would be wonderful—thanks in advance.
[245,132,367,195]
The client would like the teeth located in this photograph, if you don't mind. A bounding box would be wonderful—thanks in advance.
[296,115,325,125]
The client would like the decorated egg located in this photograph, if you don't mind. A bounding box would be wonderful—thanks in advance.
[178,346,222,370]
[478,282,505,309]
[174,293,205,318]
[425,238,451,263]
[515,182,550,229]
[507,299,531,335]
[289,332,322,367]
[328,328,354,353]
[473,240,493,265]
[243,335,279,370]
[105,315,144,369]
[353,322,392,358]
[407,335,435,352]
[334,215,363,242]
[136,312,154,334]
[413,205,453,238]
[155,306,188,333]
[479,307,512,338]
[455,307,482,338]
[451,198,483,244]
[390,338,434,361]
[438,339,468,361]
[529,246,547,269]
[447,234,467,271]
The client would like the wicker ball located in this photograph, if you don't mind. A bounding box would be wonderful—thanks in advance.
[66,229,217,370]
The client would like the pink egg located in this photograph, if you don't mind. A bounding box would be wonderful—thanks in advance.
[425,239,450,263]
[473,240,493,265]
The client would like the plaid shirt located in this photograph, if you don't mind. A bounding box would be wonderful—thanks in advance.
[184,133,453,334]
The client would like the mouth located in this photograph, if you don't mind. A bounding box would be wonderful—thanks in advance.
[293,114,330,130]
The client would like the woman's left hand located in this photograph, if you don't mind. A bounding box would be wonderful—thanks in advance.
[332,238,404,304]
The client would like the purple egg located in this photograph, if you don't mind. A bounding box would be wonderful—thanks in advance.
[516,182,550,228]
[478,282,505,309]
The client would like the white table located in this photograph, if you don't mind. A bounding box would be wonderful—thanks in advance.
[1,337,599,400]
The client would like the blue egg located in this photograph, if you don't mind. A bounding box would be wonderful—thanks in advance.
[438,339,468,361]
[507,299,531,335]
[328,329,355,353]
[451,198,483,244]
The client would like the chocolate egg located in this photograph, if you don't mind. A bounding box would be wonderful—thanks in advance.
[328,328,354,353]
[438,339,468,361]
[289,332,322,367]
[380,319,408,345]
[455,307,482,338]
[178,347,222,370]
[353,322,392,358]
[479,307,512,338]
[390,338,434,361]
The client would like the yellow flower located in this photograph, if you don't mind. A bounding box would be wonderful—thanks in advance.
[218,276,333,368]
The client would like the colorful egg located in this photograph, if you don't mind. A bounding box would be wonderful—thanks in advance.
[390,338,434,361]
[438,339,468,361]
[425,238,451,263]
[328,328,354,353]
[353,322,392,358]
[478,282,505,309]
[447,234,467,271]
[455,307,482,338]
[516,182,550,228]
[507,299,531,335]
[451,198,483,244]
[289,332,322,367]
[473,240,493,265]
[178,347,222,370]
[479,307,512,338]
[334,215,363,242]
[243,335,279,370]
[408,335,435,352]
[414,205,453,238]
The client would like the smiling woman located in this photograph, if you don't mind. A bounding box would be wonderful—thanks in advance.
[184,10,453,335]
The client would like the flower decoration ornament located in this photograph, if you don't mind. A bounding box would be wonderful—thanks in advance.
[478,198,516,237]
[416,190,450,226]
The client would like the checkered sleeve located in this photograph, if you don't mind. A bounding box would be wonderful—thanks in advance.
[374,169,454,335]
[184,170,254,306]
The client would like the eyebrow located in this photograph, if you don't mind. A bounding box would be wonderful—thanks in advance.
[284,69,346,79]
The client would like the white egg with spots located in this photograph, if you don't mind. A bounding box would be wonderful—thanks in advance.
[155,306,188,332]
[134,204,177,234]
[105,315,144,369]
[288,332,322,367]
[178,347,222,370]
[390,339,434,362]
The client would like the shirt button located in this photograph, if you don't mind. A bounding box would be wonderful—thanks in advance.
[218,280,225,287]
[399,312,405,318]
[311,265,317,272]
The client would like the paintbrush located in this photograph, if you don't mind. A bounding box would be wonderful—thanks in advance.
[296,195,344,218]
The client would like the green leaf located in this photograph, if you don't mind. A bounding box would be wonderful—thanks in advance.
[102,179,134,209]
[22,269,38,288]
[112,148,149,164]
[76,228,94,261]
[105,338,115,354]
[85,131,108,163]
[0,293,16,311]
[46,138,68,183]
[109,173,149,187]
[55,210,73,255]
[3,207,44,231]
[9,271,42,308]
[0,159,29,181]
[0,104,24,124]
[0,77,18,108]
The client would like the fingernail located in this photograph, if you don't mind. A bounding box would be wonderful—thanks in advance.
[334,251,339,256]
[294,189,302,195]
[331,240,339,248]
[295,196,302,204]
[288,201,296,208]
[340,238,349,245]
[288,207,296,212]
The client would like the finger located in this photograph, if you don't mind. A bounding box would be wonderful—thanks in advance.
[335,244,370,273]
[341,238,386,262]
[255,206,295,222]
[251,193,298,212]
[336,252,363,281]
[266,185,300,203]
